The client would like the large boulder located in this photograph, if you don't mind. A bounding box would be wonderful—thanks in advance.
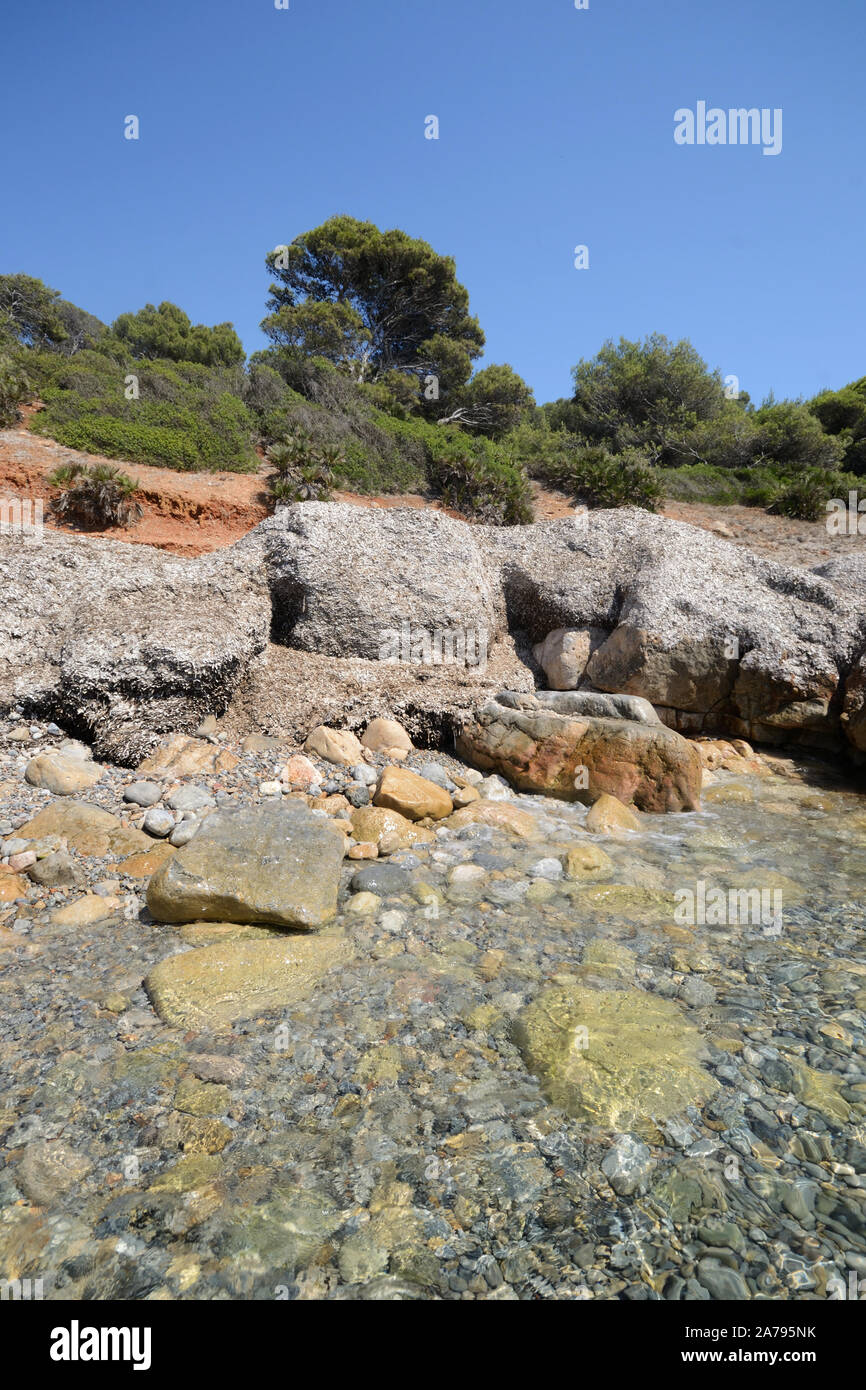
[0,530,269,764]
[484,511,865,753]
[457,691,702,811]
[5,502,865,765]
[145,930,351,1028]
[244,503,500,659]
[146,802,345,928]
[513,984,719,1137]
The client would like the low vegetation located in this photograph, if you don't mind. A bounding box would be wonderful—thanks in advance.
[48,461,143,529]
[1,232,861,525]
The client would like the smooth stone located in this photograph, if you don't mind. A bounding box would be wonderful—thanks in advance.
[304,725,364,766]
[144,930,352,1028]
[169,820,200,848]
[50,894,122,926]
[585,793,641,834]
[24,752,102,796]
[351,864,410,896]
[528,857,564,881]
[564,844,614,879]
[123,781,162,808]
[601,1134,654,1196]
[166,785,216,813]
[146,801,345,928]
[445,802,542,841]
[143,807,176,838]
[373,766,452,821]
[361,718,412,754]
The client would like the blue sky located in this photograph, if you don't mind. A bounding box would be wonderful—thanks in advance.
[2,0,863,405]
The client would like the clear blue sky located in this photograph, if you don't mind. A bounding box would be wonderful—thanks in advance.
[2,0,863,405]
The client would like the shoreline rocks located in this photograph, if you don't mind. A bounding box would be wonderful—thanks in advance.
[3,503,864,766]
[457,691,702,812]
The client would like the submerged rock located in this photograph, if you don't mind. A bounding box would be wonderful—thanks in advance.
[144,929,352,1027]
[513,985,718,1136]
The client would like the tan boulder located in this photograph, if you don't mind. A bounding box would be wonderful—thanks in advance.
[280,754,321,789]
[121,843,176,877]
[144,930,352,1028]
[451,785,480,809]
[17,801,139,858]
[564,843,615,879]
[137,734,238,779]
[585,794,640,834]
[50,895,122,926]
[304,725,364,766]
[349,806,435,852]
[0,872,29,903]
[361,718,413,754]
[347,842,378,860]
[25,752,102,796]
[373,766,452,821]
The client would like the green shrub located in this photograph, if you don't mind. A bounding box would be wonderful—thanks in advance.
[49,461,143,528]
[30,352,258,472]
[0,352,30,426]
[540,443,661,511]
[426,429,534,525]
[768,468,848,522]
[656,463,740,506]
[267,429,337,504]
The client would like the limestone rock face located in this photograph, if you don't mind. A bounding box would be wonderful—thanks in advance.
[5,503,865,763]
[513,985,718,1137]
[146,802,345,928]
[0,529,269,764]
[144,930,352,1028]
[248,503,500,660]
[457,692,701,812]
[485,510,865,753]
[373,766,452,821]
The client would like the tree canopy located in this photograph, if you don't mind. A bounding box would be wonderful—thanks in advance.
[111,301,245,366]
[262,216,485,389]
[0,273,69,350]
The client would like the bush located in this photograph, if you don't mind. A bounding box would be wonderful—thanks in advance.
[30,352,258,472]
[768,468,848,522]
[656,463,741,506]
[541,442,661,511]
[426,429,534,525]
[0,352,31,426]
[268,430,338,504]
[49,461,143,528]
